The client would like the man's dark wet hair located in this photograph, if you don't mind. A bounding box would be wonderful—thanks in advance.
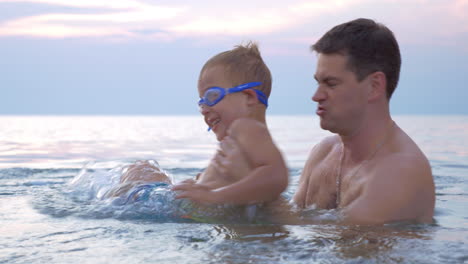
[312,18,401,100]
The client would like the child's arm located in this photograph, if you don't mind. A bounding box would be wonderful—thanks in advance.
[174,118,288,205]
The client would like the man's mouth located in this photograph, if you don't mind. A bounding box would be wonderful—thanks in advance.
[316,106,326,116]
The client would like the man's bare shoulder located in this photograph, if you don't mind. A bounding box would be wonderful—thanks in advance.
[372,151,432,187]
[358,151,435,223]
[306,135,340,164]
[370,125,432,188]
[380,126,433,183]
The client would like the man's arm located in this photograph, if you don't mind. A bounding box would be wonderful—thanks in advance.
[341,155,435,225]
[174,118,288,205]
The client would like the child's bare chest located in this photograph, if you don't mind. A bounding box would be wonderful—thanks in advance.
[197,162,237,189]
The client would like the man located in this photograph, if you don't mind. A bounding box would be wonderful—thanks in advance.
[214,18,435,225]
[292,18,435,224]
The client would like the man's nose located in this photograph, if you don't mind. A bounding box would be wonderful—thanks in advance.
[312,87,326,102]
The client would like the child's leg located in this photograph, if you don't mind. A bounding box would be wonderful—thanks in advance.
[120,160,171,184]
[105,160,171,198]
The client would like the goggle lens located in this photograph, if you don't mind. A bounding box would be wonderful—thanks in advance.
[204,89,222,106]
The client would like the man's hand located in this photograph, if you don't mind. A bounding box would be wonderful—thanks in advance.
[172,182,221,205]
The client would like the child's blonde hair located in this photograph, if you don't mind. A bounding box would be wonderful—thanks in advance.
[200,41,272,98]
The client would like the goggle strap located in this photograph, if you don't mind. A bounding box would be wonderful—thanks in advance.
[227,82,262,93]
[254,90,268,107]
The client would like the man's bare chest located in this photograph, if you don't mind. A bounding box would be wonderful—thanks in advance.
[305,158,340,209]
[338,162,370,207]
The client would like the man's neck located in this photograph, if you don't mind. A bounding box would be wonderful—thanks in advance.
[340,114,393,164]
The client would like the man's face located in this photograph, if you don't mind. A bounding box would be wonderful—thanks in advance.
[198,65,249,141]
[312,53,369,135]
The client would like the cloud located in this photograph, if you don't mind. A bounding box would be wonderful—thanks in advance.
[168,0,367,36]
[0,0,165,10]
[367,0,468,46]
[0,0,187,39]
[0,0,367,39]
[0,0,467,48]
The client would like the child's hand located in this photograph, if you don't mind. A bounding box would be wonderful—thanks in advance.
[180,178,197,184]
[213,136,252,180]
[172,183,222,204]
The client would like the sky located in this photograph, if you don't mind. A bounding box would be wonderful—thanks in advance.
[1,0,467,115]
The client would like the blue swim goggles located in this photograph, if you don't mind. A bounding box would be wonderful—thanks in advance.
[198,82,268,108]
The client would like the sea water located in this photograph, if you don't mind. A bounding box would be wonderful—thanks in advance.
[0,115,467,264]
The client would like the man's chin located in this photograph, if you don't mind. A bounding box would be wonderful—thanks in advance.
[319,119,328,130]
[319,119,335,133]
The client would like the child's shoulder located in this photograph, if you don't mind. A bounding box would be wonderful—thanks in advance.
[228,118,269,137]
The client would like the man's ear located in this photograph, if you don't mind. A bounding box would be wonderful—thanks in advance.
[368,71,387,102]
[242,89,259,106]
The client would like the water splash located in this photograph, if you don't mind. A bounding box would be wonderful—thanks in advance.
[34,160,262,223]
